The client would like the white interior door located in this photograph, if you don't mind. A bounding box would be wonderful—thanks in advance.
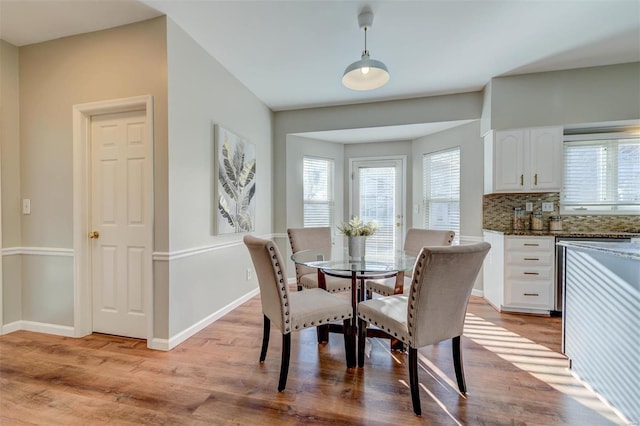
[352,158,405,256]
[90,110,151,339]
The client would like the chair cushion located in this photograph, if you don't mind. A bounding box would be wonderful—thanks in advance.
[357,295,410,343]
[288,288,353,333]
[365,276,411,296]
[300,273,352,293]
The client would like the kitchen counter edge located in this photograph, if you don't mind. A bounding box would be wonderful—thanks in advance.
[556,241,640,261]
[482,229,640,239]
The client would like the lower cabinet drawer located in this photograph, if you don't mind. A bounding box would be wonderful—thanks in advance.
[505,281,553,309]
[506,265,554,280]
[506,251,554,265]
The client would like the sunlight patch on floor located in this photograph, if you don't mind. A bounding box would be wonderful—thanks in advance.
[463,313,622,424]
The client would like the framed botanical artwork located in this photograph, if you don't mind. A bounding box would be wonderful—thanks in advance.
[214,125,256,234]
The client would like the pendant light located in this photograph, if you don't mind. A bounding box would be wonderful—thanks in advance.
[342,9,390,91]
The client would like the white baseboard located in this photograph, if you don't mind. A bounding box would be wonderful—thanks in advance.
[472,289,484,298]
[1,321,22,334]
[2,320,75,337]
[149,287,261,351]
[147,337,170,351]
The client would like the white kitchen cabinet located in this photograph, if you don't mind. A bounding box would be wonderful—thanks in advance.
[483,232,555,314]
[484,126,562,193]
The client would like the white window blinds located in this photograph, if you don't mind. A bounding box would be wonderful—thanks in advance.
[423,148,460,237]
[562,138,640,213]
[303,157,334,227]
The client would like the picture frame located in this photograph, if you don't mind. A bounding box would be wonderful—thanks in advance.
[214,125,256,234]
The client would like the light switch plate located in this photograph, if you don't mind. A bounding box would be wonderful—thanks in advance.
[525,202,533,212]
[542,202,554,212]
[22,199,31,215]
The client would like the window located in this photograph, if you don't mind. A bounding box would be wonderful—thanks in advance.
[562,136,640,213]
[423,148,460,238]
[303,156,334,227]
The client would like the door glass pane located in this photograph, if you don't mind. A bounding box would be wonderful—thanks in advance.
[358,166,396,256]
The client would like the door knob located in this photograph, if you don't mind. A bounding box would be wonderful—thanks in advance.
[88,231,100,239]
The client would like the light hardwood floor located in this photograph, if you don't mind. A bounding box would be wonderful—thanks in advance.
[0,295,623,425]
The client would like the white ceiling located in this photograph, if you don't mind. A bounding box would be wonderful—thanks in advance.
[1,0,639,141]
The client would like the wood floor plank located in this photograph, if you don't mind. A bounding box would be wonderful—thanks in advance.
[0,296,623,425]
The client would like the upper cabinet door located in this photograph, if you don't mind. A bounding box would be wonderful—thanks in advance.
[485,126,563,194]
[494,129,527,192]
[529,127,563,191]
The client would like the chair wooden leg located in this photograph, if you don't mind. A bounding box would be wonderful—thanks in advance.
[278,333,291,392]
[452,335,467,394]
[316,324,329,343]
[343,319,355,368]
[390,338,405,351]
[357,318,367,367]
[260,315,270,362]
[408,347,421,416]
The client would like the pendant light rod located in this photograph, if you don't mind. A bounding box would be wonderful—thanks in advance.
[363,26,367,53]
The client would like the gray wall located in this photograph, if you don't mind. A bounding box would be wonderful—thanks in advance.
[1,40,22,324]
[488,62,640,130]
[412,121,483,238]
[165,19,272,337]
[273,92,484,235]
[9,17,168,328]
[4,16,274,341]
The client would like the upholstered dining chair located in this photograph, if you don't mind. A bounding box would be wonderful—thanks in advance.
[357,242,490,415]
[287,227,352,293]
[366,228,455,297]
[243,235,355,392]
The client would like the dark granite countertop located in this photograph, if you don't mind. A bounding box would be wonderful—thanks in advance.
[483,228,640,239]
[556,241,640,261]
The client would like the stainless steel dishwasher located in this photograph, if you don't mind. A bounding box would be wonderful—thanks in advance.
[555,236,632,313]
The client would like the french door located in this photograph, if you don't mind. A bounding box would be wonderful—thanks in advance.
[351,157,405,257]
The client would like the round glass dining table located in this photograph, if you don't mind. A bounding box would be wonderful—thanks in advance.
[291,247,417,360]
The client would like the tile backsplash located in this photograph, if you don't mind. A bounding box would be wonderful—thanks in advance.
[483,192,640,233]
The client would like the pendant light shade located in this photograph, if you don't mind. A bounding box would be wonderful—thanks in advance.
[342,51,390,91]
[342,9,390,91]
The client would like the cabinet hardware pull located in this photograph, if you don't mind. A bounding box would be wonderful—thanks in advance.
[534,173,538,186]
[524,293,539,296]
[520,174,524,186]
[523,258,539,261]
[523,272,539,275]
[523,243,539,246]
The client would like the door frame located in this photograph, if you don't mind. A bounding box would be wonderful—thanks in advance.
[72,95,154,342]
[348,155,407,248]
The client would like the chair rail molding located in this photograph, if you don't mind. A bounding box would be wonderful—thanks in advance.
[153,233,280,262]
[1,247,74,256]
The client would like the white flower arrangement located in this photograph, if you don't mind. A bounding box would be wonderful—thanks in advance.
[337,216,379,237]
